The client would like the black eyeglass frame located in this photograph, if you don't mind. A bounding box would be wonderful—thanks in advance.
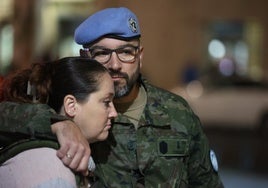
[81,44,140,64]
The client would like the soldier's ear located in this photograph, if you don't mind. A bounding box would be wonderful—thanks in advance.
[63,95,77,117]
[138,46,144,69]
[80,49,88,57]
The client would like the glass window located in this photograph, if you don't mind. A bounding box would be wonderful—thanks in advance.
[0,24,13,75]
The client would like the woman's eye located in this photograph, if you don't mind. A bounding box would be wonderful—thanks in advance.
[104,100,111,107]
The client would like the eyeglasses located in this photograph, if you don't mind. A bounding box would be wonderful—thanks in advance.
[82,45,140,64]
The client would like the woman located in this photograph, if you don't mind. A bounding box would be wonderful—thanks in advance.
[0,57,117,188]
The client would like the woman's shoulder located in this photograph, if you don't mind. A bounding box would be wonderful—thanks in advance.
[0,148,76,188]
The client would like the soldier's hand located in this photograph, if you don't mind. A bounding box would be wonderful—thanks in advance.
[51,120,90,176]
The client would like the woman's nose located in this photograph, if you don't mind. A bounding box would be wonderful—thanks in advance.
[110,103,118,118]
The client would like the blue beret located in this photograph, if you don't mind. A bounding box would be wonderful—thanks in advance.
[74,7,141,45]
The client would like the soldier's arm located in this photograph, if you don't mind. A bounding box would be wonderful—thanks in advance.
[0,102,62,140]
[187,113,224,188]
[0,101,90,176]
[52,120,91,176]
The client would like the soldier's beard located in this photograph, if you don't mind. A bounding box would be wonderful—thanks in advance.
[111,67,140,99]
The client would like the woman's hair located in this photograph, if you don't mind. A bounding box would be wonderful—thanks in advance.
[2,57,108,113]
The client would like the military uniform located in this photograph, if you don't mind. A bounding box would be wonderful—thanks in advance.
[72,7,224,186]
[91,79,223,188]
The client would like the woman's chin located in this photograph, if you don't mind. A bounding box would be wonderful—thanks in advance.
[95,132,109,142]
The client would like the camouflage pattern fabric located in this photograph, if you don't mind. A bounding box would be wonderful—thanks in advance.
[91,80,224,188]
[0,101,68,147]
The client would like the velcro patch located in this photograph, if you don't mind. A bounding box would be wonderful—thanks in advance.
[158,138,189,157]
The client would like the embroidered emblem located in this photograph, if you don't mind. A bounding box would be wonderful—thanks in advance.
[128,17,138,33]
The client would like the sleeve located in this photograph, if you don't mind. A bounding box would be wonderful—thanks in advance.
[187,112,224,188]
[0,101,69,145]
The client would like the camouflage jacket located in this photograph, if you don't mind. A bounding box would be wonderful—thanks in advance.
[91,80,224,188]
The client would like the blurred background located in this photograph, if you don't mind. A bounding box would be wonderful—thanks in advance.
[0,0,268,187]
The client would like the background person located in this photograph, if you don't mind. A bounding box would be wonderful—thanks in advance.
[0,57,117,188]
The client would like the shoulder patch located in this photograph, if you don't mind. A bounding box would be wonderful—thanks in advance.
[210,149,219,172]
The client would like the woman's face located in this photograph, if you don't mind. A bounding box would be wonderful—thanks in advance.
[73,72,117,142]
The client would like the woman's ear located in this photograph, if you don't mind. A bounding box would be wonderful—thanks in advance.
[63,95,77,117]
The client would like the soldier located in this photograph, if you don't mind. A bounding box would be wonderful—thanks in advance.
[74,7,223,187]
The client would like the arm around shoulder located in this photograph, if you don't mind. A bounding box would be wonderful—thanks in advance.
[0,101,69,140]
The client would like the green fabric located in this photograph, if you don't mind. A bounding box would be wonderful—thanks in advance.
[0,101,69,144]
[91,80,224,188]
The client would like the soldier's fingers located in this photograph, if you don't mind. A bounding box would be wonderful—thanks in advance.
[68,144,85,170]
[75,148,91,174]
[62,143,79,167]
[56,147,67,159]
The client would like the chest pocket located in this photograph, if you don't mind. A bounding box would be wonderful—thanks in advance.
[137,126,190,187]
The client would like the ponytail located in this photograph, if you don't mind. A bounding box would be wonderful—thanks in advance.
[2,57,108,113]
[2,61,54,103]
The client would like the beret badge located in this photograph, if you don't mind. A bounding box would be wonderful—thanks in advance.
[128,17,138,33]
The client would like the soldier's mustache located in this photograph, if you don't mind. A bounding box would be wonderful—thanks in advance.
[109,71,128,79]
